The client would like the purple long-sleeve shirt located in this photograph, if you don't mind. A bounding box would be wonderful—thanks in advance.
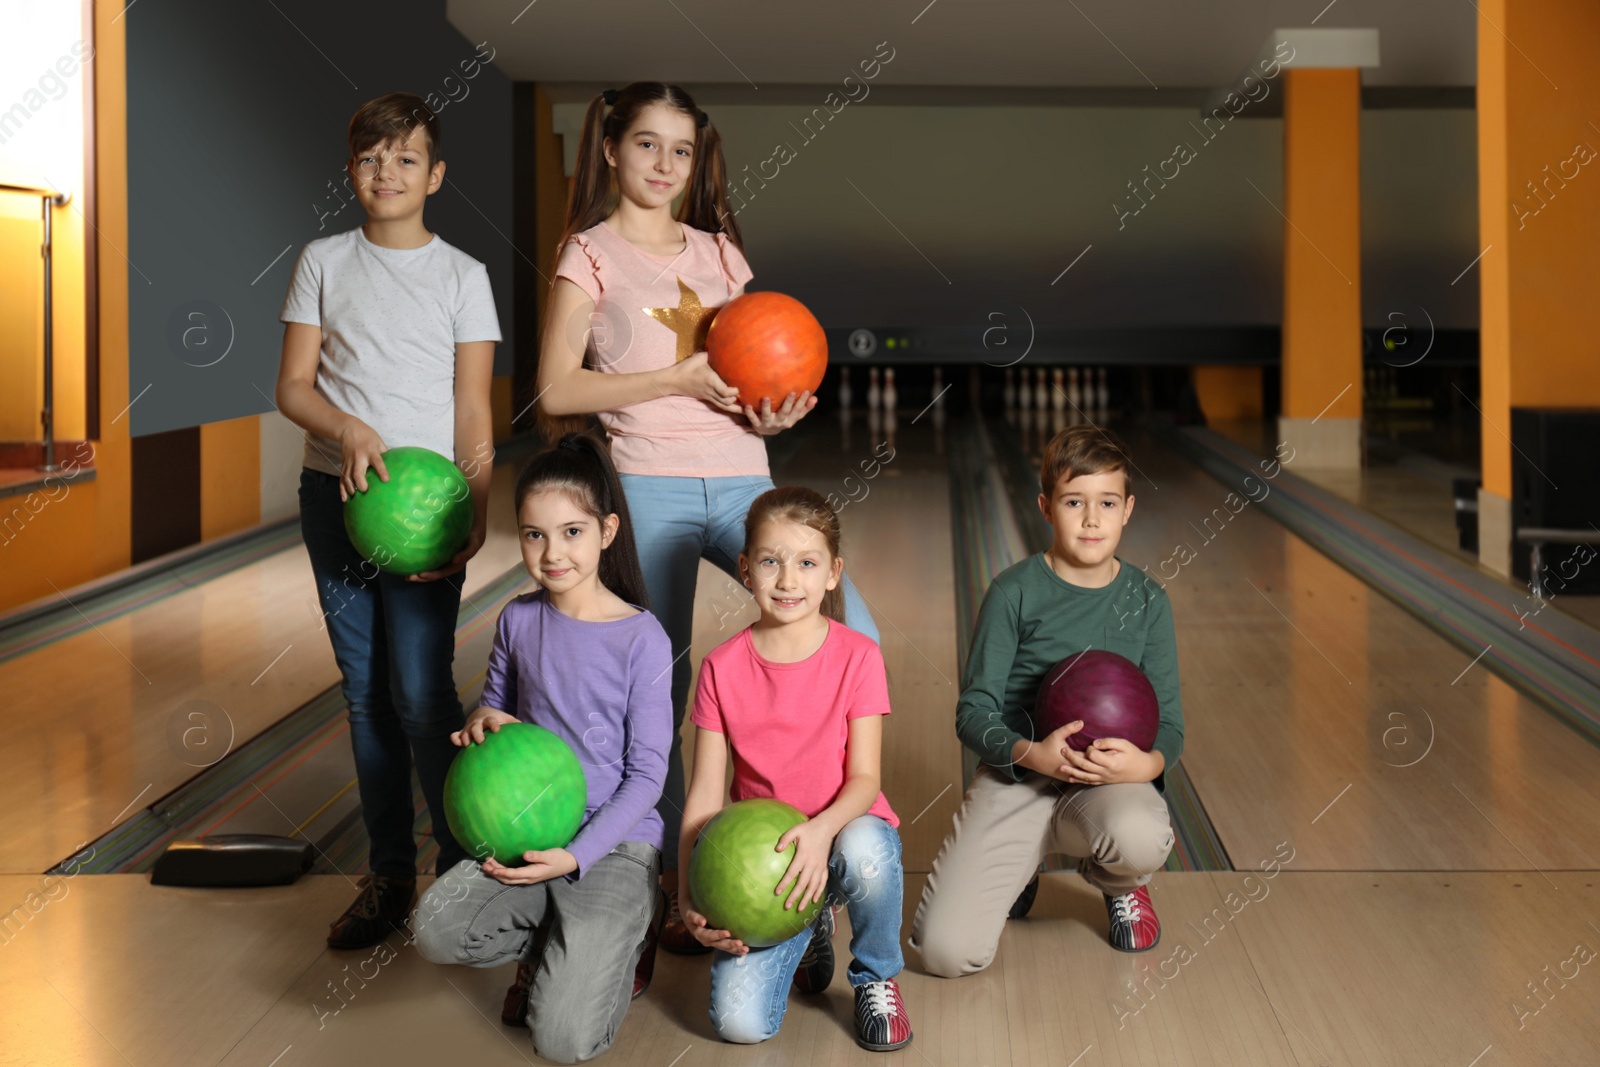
[477,590,672,878]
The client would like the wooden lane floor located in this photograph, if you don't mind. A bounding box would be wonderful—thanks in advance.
[0,465,530,875]
[1113,423,1600,871]
[1,414,1597,1063]
[4,871,1595,1064]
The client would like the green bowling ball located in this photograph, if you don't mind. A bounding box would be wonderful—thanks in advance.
[443,723,587,864]
[688,798,823,948]
[343,446,472,576]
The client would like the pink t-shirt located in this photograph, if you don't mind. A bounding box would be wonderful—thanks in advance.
[691,619,899,827]
[553,220,768,478]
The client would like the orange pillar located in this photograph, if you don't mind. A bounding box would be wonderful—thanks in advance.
[199,415,261,541]
[1279,66,1364,468]
[1474,0,1600,576]
[1192,365,1263,423]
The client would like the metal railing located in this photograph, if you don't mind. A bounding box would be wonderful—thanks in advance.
[2,182,73,471]
[1517,527,1598,600]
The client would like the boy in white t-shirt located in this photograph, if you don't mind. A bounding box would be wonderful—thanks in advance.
[274,91,501,950]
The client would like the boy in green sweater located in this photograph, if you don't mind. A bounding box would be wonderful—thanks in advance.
[911,425,1182,975]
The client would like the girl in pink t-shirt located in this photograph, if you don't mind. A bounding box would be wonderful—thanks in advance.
[677,487,912,1053]
[534,81,881,954]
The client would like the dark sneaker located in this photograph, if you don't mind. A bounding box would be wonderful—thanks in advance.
[326,874,416,950]
[502,923,551,1027]
[792,905,837,994]
[1104,885,1161,952]
[633,888,667,1000]
[1008,874,1040,919]
[501,959,534,1027]
[853,978,913,1051]
[660,888,710,955]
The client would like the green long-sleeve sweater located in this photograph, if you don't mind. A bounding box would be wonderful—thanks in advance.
[955,554,1184,793]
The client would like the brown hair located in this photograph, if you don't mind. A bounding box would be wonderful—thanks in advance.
[742,486,847,625]
[1040,424,1133,498]
[538,82,743,441]
[348,91,441,167]
[556,82,742,257]
[514,432,650,610]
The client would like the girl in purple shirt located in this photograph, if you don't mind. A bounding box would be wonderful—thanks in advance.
[412,432,672,1061]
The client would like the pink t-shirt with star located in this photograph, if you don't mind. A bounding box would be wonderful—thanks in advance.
[553,220,767,478]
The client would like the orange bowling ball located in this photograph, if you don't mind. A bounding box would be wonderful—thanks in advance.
[705,292,827,409]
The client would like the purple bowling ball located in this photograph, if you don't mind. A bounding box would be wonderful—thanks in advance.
[1034,650,1159,752]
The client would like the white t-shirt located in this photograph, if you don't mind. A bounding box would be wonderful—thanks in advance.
[279,226,502,475]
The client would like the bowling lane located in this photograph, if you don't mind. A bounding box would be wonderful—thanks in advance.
[1106,422,1600,872]
[0,460,530,875]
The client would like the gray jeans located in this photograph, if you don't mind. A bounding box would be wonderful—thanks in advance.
[412,841,660,1063]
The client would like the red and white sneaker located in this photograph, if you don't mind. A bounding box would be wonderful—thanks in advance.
[1104,885,1161,952]
[853,978,913,1052]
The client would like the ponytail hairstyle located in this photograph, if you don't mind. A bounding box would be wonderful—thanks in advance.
[514,432,650,611]
[742,486,847,626]
[538,82,742,443]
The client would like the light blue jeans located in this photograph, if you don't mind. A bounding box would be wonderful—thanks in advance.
[710,815,904,1044]
[618,473,880,869]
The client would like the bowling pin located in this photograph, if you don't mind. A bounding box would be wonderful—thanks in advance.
[1051,368,1067,413]
[867,367,881,412]
[1068,367,1082,411]
[932,366,946,412]
[1034,367,1049,411]
[1003,367,1016,412]
[883,368,898,413]
[838,366,853,412]
[1096,367,1110,412]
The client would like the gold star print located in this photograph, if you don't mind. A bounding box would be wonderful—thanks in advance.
[644,278,719,363]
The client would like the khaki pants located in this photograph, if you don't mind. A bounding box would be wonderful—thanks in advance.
[910,764,1173,978]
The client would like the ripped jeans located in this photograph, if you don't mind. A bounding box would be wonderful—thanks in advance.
[709,815,903,1044]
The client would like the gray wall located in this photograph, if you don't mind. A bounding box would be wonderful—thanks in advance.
[615,103,1478,334]
[127,0,512,438]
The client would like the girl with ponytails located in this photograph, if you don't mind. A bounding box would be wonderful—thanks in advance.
[534,82,882,957]
[412,432,672,1063]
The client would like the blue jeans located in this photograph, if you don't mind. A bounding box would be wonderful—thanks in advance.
[710,815,904,1044]
[618,473,880,870]
[298,468,468,878]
